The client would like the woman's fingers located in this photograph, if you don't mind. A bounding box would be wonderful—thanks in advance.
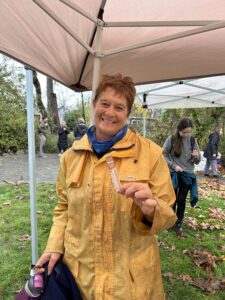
[119,182,157,217]
[47,253,61,275]
[120,182,152,199]
[35,252,61,275]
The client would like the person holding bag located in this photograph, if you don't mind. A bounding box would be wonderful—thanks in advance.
[163,117,201,235]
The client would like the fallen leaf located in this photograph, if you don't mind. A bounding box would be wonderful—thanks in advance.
[2,200,12,205]
[3,180,17,185]
[49,195,56,201]
[16,180,29,185]
[15,195,25,200]
[18,234,31,241]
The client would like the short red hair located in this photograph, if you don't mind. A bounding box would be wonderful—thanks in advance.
[93,73,136,115]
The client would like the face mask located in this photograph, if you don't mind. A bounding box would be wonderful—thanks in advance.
[179,132,191,137]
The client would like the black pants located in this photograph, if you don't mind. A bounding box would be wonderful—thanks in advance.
[173,176,190,223]
[58,146,67,153]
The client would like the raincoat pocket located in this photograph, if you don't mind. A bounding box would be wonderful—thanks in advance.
[63,238,79,280]
[129,245,155,299]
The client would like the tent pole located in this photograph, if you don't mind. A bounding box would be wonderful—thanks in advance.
[91,22,103,122]
[142,93,147,137]
[143,110,147,137]
[25,67,38,264]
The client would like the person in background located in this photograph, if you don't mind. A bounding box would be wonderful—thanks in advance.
[163,117,201,235]
[38,116,49,158]
[73,117,87,140]
[203,127,222,178]
[35,74,176,299]
[57,121,69,157]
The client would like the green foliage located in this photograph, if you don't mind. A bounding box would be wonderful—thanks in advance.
[45,134,58,153]
[0,58,27,154]
[64,100,90,131]
[68,132,75,147]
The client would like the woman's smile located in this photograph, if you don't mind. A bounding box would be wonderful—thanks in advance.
[93,87,128,141]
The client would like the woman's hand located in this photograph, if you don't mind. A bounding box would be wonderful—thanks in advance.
[175,165,183,172]
[192,149,200,158]
[35,252,61,275]
[119,182,157,219]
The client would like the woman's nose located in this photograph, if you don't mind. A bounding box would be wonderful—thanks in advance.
[105,106,116,116]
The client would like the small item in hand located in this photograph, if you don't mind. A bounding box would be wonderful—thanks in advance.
[106,156,121,192]
[24,267,44,298]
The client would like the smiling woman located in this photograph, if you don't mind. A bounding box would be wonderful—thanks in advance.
[35,73,177,300]
[92,88,129,141]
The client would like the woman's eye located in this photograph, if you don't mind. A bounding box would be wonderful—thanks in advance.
[115,106,124,111]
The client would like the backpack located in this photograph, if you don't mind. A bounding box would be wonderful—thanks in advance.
[170,135,195,153]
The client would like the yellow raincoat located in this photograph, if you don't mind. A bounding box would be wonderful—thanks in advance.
[45,129,177,299]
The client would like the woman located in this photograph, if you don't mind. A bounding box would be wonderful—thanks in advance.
[36,74,176,299]
[57,121,69,157]
[163,117,201,236]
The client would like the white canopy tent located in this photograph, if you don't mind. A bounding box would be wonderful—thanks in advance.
[136,75,225,109]
[1,0,225,263]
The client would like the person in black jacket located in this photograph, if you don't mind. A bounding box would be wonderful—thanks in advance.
[73,117,87,140]
[203,127,222,178]
[57,122,69,157]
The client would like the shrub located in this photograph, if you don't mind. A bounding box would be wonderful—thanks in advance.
[45,134,58,153]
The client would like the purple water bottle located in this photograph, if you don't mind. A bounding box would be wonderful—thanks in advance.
[24,267,44,298]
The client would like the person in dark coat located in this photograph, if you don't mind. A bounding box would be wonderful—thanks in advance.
[57,122,69,157]
[73,117,87,140]
[203,127,222,178]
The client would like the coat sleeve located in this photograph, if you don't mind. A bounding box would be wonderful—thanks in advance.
[131,154,177,236]
[209,134,219,156]
[45,157,68,254]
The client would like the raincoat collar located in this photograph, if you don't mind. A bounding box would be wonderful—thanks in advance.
[71,129,136,154]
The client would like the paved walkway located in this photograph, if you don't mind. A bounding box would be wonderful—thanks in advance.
[0,152,60,184]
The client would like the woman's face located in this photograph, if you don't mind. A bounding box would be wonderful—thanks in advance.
[93,87,129,141]
[179,127,192,137]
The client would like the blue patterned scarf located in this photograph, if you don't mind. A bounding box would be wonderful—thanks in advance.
[87,124,128,154]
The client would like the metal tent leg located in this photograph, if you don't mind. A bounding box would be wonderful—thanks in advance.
[25,67,38,264]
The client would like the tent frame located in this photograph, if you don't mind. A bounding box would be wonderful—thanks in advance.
[137,79,225,108]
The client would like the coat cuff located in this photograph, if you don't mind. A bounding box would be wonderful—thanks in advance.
[131,198,177,236]
[131,203,153,235]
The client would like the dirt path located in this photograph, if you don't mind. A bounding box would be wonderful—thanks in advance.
[0,152,60,184]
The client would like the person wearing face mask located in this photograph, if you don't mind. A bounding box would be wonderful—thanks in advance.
[34,74,177,300]
[163,117,201,235]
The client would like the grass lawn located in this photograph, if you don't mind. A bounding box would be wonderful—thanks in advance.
[0,182,224,299]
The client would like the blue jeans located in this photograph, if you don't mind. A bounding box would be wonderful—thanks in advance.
[204,159,218,176]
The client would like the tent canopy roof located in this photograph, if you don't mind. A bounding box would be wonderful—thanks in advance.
[136,75,225,108]
[1,0,225,93]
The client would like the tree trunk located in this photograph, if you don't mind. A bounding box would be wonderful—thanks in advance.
[47,77,53,112]
[50,92,60,132]
[32,71,47,117]
[47,77,60,132]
